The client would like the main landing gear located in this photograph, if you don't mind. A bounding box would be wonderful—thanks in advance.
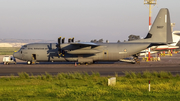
[27,54,36,65]
[77,62,93,65]
[133,53,140,64]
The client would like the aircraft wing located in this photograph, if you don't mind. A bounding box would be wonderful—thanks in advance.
[61,42,101,54]
[70,42,100,46]
[61,42,100,51]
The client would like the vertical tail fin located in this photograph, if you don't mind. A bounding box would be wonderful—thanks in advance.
[128,8,173,44]
[145,8,172,44]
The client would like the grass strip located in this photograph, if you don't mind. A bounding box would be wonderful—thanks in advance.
[0,71,179,101]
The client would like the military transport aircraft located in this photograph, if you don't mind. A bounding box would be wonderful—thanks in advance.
[13,8,173,65]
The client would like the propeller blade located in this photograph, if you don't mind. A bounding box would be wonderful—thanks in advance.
[57,37,62,55]
[58,37,61,48]
[68,38,71,43]
[58,37,61,46]
[72,37,74,43]
[62,37,65,43]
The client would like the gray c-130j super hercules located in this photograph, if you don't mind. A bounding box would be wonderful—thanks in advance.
[13,8,173,65]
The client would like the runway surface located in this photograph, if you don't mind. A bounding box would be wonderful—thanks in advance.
[0,54,180,76]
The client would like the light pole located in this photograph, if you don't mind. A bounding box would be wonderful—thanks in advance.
[144,0,157,30]
[144,0,157,61]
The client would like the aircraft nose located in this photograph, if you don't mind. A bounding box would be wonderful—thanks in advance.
[13,52,19,58]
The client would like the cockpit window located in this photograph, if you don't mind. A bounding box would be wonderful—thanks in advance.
[21,45,27,49]
[18,45,27,52]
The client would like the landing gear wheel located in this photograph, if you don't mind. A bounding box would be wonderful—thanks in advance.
[133,56,140,64]
[135,58,140,64]
[27,61,32,65]
[131,61,136,64]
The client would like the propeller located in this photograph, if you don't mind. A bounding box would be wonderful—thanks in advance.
[47,43,54,61]
[57,37,66,56]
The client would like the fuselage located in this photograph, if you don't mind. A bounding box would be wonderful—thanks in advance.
[13,43,150,63]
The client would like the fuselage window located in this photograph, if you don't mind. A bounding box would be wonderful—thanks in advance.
[28,48,33,50]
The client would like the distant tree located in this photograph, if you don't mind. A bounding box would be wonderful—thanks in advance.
[106,40,109,43]
[117,40,121,43]
[128,35,140,41]
[98,39,103,43]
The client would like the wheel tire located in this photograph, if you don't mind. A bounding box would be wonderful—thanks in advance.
[131,62,136,64]
[27,61,32,65]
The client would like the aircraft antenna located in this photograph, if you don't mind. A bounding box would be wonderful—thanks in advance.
[144,0,157,61]
[171,23,175,32]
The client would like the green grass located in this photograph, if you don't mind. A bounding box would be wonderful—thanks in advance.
[0,71,180,101]
[0,47,20,55]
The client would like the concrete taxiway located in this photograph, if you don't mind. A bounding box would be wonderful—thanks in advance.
[0,54,180,76]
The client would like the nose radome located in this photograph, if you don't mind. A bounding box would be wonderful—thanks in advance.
[13,52,18,58]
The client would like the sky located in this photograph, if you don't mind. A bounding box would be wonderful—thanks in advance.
[0,0,180,42]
